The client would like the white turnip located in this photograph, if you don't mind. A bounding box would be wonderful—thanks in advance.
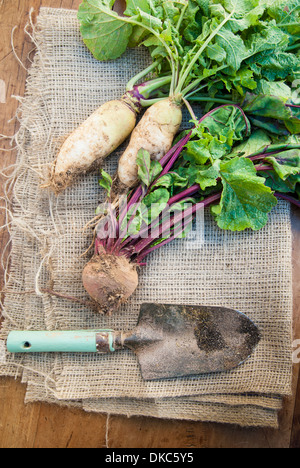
[49,99,137,194]
[44,71,173,194]
[117,98,183,189]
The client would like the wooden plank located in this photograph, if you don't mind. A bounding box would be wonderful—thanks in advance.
[0,378,41,448]
[290,207,300,448]
[32,404,108,449]
[291,376,300,448]
[0,0,299,448]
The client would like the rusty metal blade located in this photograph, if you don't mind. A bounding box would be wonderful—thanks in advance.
[128,303,260,381]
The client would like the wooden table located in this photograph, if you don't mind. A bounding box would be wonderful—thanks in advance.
[0,0,299,448]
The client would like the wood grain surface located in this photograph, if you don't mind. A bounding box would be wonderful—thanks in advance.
[0,0,300,448]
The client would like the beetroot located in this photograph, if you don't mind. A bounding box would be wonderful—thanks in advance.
[82,254,138,315]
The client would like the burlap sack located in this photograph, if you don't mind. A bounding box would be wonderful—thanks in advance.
[0,8,294,428]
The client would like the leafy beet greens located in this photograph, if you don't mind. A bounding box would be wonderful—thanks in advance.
[78,0,300,122]
[77,1,300,262]
[95,104,300,266]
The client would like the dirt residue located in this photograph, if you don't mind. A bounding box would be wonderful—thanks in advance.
[110,173,132,199]
[82,254,139,315]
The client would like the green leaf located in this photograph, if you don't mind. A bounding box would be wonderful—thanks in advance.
[95,202,109,216]
[183,106,251,178]
[216,157,278,231]
[124,0,151,16]
[136,8,163,30]
[170,172,190,188]
[143,187,170,207]
[264,149,300,180]
[230,130,272,157]
[153,171,189,191]
[99,169,113,197]
[162,0,181,21]
[136,149,162,187]
[245,24,290,56]
[232,68,257,94]
[197,0,210,16]
[201,106,251,143]
[194,160,220,190]
[211,203,222,216]
[120,187,170,236]
[265,156,300,180]
[210,0,266,33]
[256,79,293,101]
[247,51,300,81]
[243,92,300,134]
[261,170,299,193]
[151,173,174,189]
[169,197,197,212]
[78,1,133,60]
[215,27,248,72]
[128,25,149,47]
[181,0,203,42]
[206,43,227,62]
[243,93,290,120]
[285,105,300,134]
[160,19,173,43]
[184,140,211,165]
[248,115,290,136]
[125,210,144,236]
[149,160,163,184]
[268,0,300,35]
[136,148,151,186]
[142,35,161,47]
[175,165,200,186]
[143,188,170,222]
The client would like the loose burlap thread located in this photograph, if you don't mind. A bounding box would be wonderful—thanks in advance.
[0,8,294,429]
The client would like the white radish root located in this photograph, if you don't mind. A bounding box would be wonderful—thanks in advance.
[117,98,182,188]
[82,254,139,315]
[48,99,137,194]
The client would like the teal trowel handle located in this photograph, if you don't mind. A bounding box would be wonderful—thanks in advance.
[6,330,122,354]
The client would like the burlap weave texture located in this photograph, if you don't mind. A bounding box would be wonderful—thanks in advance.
[0,8,294,428]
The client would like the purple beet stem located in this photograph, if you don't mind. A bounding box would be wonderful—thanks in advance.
[99,104,300,263]
[134,193,222,256]
[275,192,300,208]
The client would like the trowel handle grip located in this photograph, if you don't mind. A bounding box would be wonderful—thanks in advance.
[6,330,125,354]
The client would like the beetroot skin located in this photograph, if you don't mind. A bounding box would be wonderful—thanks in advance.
[82,254,139,315]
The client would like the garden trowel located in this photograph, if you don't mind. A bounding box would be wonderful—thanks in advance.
[6,303,260,380]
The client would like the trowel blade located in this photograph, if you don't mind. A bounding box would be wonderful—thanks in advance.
[133,303,261,381]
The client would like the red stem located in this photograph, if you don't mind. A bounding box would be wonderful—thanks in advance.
[160,133,192,175]
[159,132,192,167]
[168,184,200,205]
[135,193,222,261]
[136,221,192,262]
[118,187,143,228]
[133,192,222,255]
[255,164,273,172]
[121,185,202,249]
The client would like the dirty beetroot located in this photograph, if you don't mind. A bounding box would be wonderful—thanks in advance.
[82,253,138,315]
